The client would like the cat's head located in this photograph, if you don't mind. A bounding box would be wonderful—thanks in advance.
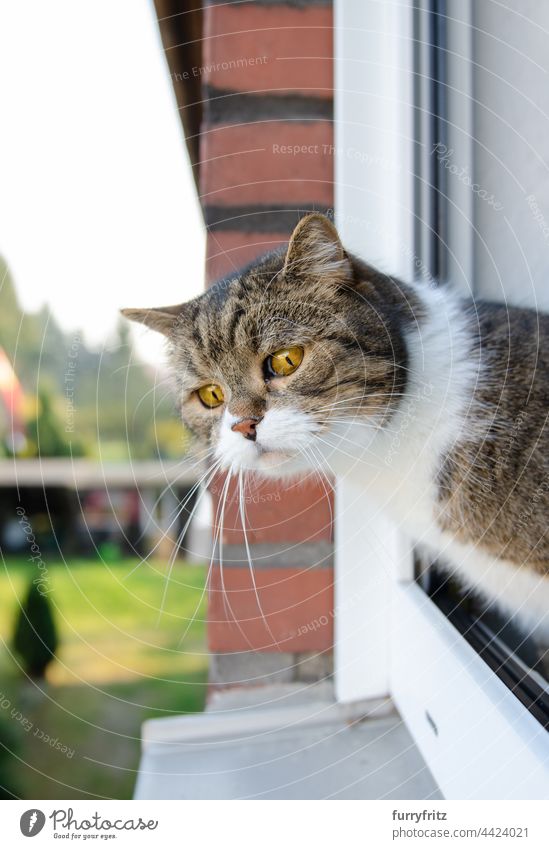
[122,214,410,478]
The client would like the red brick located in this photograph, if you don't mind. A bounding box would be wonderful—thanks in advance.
[210,475,334,545]
[200,122,333,207]
[206,230,288,283]
[203,5,332,96]
[208,566,334,652]
[200,2,336,664]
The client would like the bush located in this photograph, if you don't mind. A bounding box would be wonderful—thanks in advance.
[0,718,19,798]
[13,581,58,679]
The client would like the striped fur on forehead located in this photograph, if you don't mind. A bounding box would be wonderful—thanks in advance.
[125,213,424,432]
[168,233,420,406]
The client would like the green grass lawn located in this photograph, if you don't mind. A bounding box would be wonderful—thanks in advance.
[0,557,208,799]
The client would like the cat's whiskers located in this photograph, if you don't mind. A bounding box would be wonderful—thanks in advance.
[311,391,408,416]
[315,418,407,440]
[156,457,224,626]
[133,448,214,544]
[123,458,220,580]
[177,460,230,647]
[388,358,445,390]
[238,469,281,649]
[217,469,249,637]
[312,398,368,414]
[298,444,334,529]
[313,431,381,470]
[187,468,267,653]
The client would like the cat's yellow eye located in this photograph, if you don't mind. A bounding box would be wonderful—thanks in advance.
[197,384,225,408]
[266,346,304,377]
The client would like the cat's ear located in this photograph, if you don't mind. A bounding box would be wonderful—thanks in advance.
[283,213,351,282]
[120,303,184,336]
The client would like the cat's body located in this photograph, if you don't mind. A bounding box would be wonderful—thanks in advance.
[325,282,549,635]
[123,214,549,639]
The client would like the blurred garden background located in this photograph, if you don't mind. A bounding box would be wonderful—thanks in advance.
[0,558,207,799]
[0,0,208,799]
[0,254,209,798]
[0,257,188,463]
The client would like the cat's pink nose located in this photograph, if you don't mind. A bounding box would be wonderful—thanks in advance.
[231,416,263,441]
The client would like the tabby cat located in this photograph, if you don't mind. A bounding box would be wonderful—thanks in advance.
[123,213,549,638]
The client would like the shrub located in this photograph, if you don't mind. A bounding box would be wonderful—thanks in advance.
[0,718,19,798]
[13,581,58,679]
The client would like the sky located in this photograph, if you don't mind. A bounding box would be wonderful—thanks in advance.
[0,0,205,364]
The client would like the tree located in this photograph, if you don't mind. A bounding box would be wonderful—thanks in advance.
[0,256,185,459]
[25,387,85,457]
[13,581,58,679]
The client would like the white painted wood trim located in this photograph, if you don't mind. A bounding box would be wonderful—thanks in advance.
[391,582,549,799]
[333,481,397,702]
[140,696,391,747]
[333,0,416,702]
[444,0,475,295]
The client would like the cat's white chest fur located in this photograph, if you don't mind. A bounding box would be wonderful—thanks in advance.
[330,434,549,637]
[320,284,549,641]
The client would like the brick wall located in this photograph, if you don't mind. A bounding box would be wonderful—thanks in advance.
[200,0,335,688]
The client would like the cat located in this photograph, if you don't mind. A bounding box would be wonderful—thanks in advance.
[123,213,549,640]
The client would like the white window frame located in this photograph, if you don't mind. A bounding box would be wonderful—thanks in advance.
[334,0,549,799]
